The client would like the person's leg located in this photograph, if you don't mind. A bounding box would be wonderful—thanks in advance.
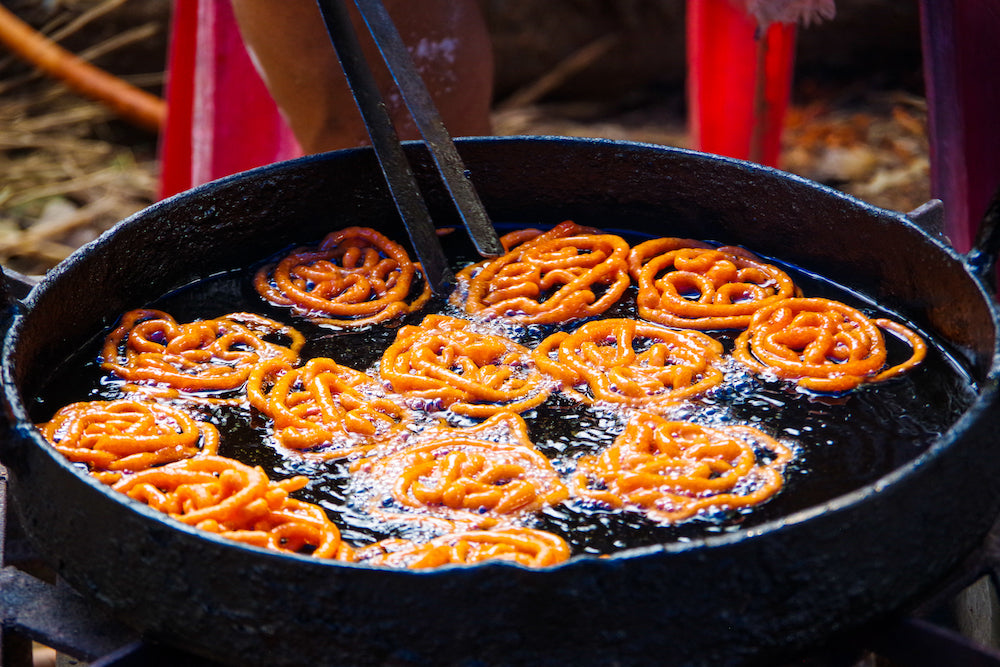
[230,0,494,154]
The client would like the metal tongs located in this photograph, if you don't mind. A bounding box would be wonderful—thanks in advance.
[315,0,504,294]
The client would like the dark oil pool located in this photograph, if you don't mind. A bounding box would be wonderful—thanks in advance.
[30,227,979,557]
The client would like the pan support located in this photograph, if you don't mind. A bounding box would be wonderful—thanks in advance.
[1,463,1000,667]
[0,467,147,667]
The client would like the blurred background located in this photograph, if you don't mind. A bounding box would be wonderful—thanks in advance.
[0,0,929,276]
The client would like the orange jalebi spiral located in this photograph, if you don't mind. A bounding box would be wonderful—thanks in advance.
[380,314,554,417]
[731,297,927,393]
[628,238,798,329]
[573,413,793,523]
[113,456,353,560]
[535,318,725,408]
[456,220,631,324]
[101,309,305,400]
[254,226,431,327]
[350,412,568,525]
[355,528,571,569]
[39,399,219,485]
[246,356,409,459]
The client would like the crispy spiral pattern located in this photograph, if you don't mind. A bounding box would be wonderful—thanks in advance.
[457,220,631,324]
[351,412,568,525]
[114,456,353,560]
[380,314,554,417]
[731,297,927,393]
[628,238,798,329]
[574,413,793,523]
[247,356,408,459]
[101,309,305,399]
[254,226,431,327]
[536,318,725,408]
[356,528,571,569]
[39,399,219,485]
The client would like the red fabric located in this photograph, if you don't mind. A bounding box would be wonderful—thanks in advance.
[686,0,796,167]
[158,0,301,199]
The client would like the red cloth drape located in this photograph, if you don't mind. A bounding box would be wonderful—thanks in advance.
[687,0,796,168]
[158,0,301,199]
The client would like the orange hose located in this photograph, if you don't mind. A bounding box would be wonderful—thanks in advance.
[0,4,165,132]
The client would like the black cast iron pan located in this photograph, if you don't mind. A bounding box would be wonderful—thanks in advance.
[2,137,999,667]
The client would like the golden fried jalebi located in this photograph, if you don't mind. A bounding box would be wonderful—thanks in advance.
[101,309,305,400]
[42,221,945,567]
[113,456,353,560]
[628,238,798,329]
[573,413,793,523]
[39,399,219,485]
[355,528,571,569]
[535,318,725,409]
[731,297,927,393]
[350,412,568,525]
[380,314,554,417]
[457,220,631,324]
[254,226,431,327]
[247,356,408,459]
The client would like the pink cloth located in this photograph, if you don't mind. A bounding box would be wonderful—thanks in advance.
[158,0,301,199]
[919,0,1000,255]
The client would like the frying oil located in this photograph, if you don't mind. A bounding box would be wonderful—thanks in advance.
[31,229,979,556]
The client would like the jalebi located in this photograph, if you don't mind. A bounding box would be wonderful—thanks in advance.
[628,238,798,329]
[350,412,568,526]
[535,318,725,408]
[41,222,941,567]
[355,528,571,569]
[379,314,554,417]
[456,220,631,324]
[254,226,431,327]
[573,413,793,523]
[113,455,354,560]
[39,399,219,485]
[731,297,927,393]
[101,309,305,401]
[247,356,409,459]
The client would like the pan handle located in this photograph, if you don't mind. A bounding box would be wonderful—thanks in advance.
[908,191,1000,295]
[965,185,1000,293]
[906,199,946,240]
[0,268,37,470]
[2,267,37,301]
[0,266,37,323]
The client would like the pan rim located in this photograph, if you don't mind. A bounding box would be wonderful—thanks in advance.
[4,135,999,575]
